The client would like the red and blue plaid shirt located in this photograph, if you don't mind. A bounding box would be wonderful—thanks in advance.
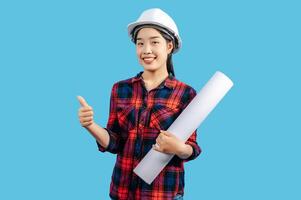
[97,72,201,200]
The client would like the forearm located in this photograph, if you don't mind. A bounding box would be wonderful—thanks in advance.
[85,122,110,149]
[176,143,193,159]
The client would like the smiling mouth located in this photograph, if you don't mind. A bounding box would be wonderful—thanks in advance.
[143,57,156,63]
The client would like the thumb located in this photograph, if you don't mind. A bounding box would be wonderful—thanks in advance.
[77,95,89,107]
[161,130,172,137]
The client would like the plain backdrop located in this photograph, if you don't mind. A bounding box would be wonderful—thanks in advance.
[0,0,300,199]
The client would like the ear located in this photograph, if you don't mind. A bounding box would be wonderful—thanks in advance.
[167,41,174,54]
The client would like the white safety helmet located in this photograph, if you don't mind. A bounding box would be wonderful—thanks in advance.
[127,8,182,53]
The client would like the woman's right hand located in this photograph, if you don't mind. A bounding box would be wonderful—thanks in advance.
[77,96,94,127]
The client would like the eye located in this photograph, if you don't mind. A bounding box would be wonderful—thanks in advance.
[136,42,143,46]
[152,41,159,45]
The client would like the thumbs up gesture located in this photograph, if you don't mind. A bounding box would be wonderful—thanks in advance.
[77,96,94,127]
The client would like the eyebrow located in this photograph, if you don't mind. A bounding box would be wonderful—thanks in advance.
[136,36,161,40]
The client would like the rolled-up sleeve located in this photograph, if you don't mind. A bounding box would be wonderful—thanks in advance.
[97,83,123,154]
[181,87,202,162]
[183,130,201,162]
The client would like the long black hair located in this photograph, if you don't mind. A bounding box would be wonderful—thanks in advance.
[133,25,176,77]
[165,42,175,77]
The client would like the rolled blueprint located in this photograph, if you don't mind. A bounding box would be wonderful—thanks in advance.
[133,71,234,184]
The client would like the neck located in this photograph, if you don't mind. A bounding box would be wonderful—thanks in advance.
[141,68,169,91]
[142,69,169,84]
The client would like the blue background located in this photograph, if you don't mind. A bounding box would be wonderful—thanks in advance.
[1,0,300,199]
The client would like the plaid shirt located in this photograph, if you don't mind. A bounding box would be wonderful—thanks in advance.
[97,72,201,200]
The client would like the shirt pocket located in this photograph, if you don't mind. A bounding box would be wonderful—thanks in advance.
[149,103,181,131]
[116,103,136,132]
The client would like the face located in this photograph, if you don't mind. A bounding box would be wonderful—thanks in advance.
[135,28,173,74]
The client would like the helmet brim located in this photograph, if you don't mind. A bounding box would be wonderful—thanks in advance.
[127,21,181,53]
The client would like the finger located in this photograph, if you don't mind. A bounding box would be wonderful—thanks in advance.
[79,106,93,112]
[77,96,89,107]
[161,130,172,137]
[78,109,92,117]
[82,121,93,127]
[79,111,94,117]
[156,137,160,144]
[156,137,163,146]
[152,144,161,151]
[156,134,163,143]
[159,133,166,140]
[80,117,93,123]
[160,130,168,135]
[81,116,93,123]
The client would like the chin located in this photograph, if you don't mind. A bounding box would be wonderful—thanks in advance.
[142,66,160,72]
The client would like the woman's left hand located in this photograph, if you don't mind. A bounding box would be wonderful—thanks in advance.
[153,130,185,155]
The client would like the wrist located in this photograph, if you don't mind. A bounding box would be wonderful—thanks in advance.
[84,121,96,130]
[176,143,193,159]
[175,142,186,156]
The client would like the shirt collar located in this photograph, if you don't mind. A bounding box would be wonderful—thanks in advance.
[131,71,176,89]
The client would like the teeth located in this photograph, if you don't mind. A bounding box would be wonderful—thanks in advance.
[144,57,155,61]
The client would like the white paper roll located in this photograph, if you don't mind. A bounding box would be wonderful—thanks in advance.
[133,71,234,184]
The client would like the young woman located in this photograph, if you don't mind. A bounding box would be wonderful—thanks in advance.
[77,8,201,200]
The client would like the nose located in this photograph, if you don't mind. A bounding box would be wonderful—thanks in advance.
[142,43,152,54]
